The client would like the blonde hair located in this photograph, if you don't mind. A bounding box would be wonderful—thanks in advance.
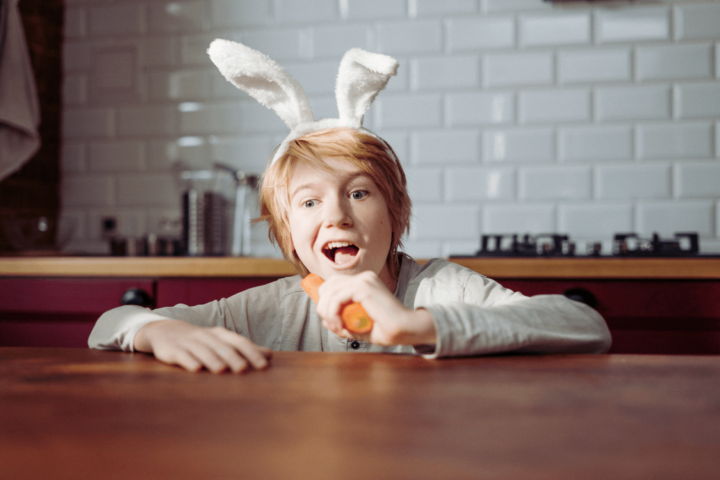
[257,127,412,278]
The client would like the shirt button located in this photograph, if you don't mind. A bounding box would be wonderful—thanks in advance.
[350,340,360,350]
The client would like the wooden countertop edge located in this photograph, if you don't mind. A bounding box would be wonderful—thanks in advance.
[1,256,720,279]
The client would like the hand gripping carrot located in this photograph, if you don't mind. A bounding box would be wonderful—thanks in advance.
[301,273,374,333]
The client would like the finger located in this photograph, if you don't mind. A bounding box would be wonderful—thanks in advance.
[170,350,203,372]
[185,341,231,374]
[212,329,270,370]
[215,345,249,373]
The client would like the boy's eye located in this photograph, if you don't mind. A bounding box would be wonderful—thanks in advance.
[350,190,367,200]
[303,199,317,208]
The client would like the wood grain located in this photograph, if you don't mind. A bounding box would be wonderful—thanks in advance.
[1,348,719,480]
[1,256,720,279]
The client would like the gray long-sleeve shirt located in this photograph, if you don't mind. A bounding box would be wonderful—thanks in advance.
[89,254,612,357]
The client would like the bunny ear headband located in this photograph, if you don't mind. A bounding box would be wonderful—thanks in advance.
[207,39,399,167]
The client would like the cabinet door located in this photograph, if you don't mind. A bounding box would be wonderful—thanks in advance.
[156,278,279,309]
[500,279,720,355]
[0,278,156,348]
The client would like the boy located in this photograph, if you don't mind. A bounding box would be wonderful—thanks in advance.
[89,42,611,373]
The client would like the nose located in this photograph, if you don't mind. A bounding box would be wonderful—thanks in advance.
[324,195,353,228]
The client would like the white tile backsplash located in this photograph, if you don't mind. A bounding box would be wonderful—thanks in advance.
[595,85,671,121]
[342,0,406,20]
[148,1,207,33]
[241,29,313,61]
[445,166,516,201]
[209,136,275,173]
[674,3,720,41]
[411,0,477,17]
[411,56,480,91]
[559,126,632,163]
[637,201,714,237]
[483,204,555,234]
[483,52,554,87]
[520,12,591,47]
[276,0,337,24]
[519,166,592,201]
[63,43,93,72]
[483,128,554,163]
[376,20,442,55]
[61,143,87,174]
[63,109,114,139]
[313,25,373,58]
[405,168,444,203]
[61,0,720,254]
[675,162,720,198]
[675,83,720,119]
[88,141,144,172]
[375,94,442,128]
[636,44,713,81]
[411,204,480,240]
[637,123,714,160]
[411,130,480,165]
[210,0,272,28]
[595,6,670,44]
[446,92,515,126]
[62,176,115,208]
[447,16,515,51]
[595,164,671,200]
[482,0,552,13]
[117,174,179,208]
[65,7,86,38]
[518,89,590,124]
[117,106,177,137]
[63,75,88,105]
[557,48,631,84]
[88,4,145,37]
[558,204,633,239]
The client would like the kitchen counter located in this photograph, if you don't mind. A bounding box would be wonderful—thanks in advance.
[0,255,719,278]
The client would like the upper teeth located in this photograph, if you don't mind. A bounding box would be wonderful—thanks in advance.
[325,241,352,250]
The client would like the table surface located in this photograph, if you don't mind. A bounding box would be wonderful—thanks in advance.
[1,348,719,480]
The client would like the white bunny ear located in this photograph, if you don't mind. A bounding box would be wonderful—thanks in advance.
[207,39,314,130]
[336,49,398,128]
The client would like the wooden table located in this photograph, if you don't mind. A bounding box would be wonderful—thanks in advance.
[1,349,719,480]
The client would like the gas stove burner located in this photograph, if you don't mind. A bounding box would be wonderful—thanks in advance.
[612,232,699,257]
[473,232,701,258]
[478,233,575,257]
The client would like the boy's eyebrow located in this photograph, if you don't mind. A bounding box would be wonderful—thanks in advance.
[290,172,369,200]
[290,183,318,200]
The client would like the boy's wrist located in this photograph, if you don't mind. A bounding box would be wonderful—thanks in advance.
[403,308,437,346]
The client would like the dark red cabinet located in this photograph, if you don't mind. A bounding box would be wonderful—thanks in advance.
[0,277,277,348]
[502,279,720,355]
[0,278,156,348]
[2,275,719,354]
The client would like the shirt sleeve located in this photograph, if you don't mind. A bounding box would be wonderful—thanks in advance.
[413,270,612,359]
[88,279,291,352]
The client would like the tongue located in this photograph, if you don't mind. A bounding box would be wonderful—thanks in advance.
[334,246,358,265]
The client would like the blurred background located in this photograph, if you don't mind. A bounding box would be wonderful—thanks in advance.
[1,0,719,258]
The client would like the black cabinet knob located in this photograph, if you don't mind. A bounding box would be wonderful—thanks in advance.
[121,288,153,307]
[563,288,597,308]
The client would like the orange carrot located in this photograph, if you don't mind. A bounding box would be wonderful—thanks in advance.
[301,273,374,333]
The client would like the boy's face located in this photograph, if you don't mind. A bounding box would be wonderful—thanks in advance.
[288,158,393,285]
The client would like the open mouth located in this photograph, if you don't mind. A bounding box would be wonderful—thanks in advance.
[323,241,359,265]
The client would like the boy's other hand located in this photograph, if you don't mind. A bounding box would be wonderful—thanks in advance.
[134,320,272,373]
[316,271,437,346]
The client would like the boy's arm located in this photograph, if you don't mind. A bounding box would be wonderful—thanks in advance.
[88,282,287,372]
[88,304,271,373]
[316,266,610,357]
[415,273,612,358]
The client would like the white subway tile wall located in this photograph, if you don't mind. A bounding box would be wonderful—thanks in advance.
[61,0,720,256]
